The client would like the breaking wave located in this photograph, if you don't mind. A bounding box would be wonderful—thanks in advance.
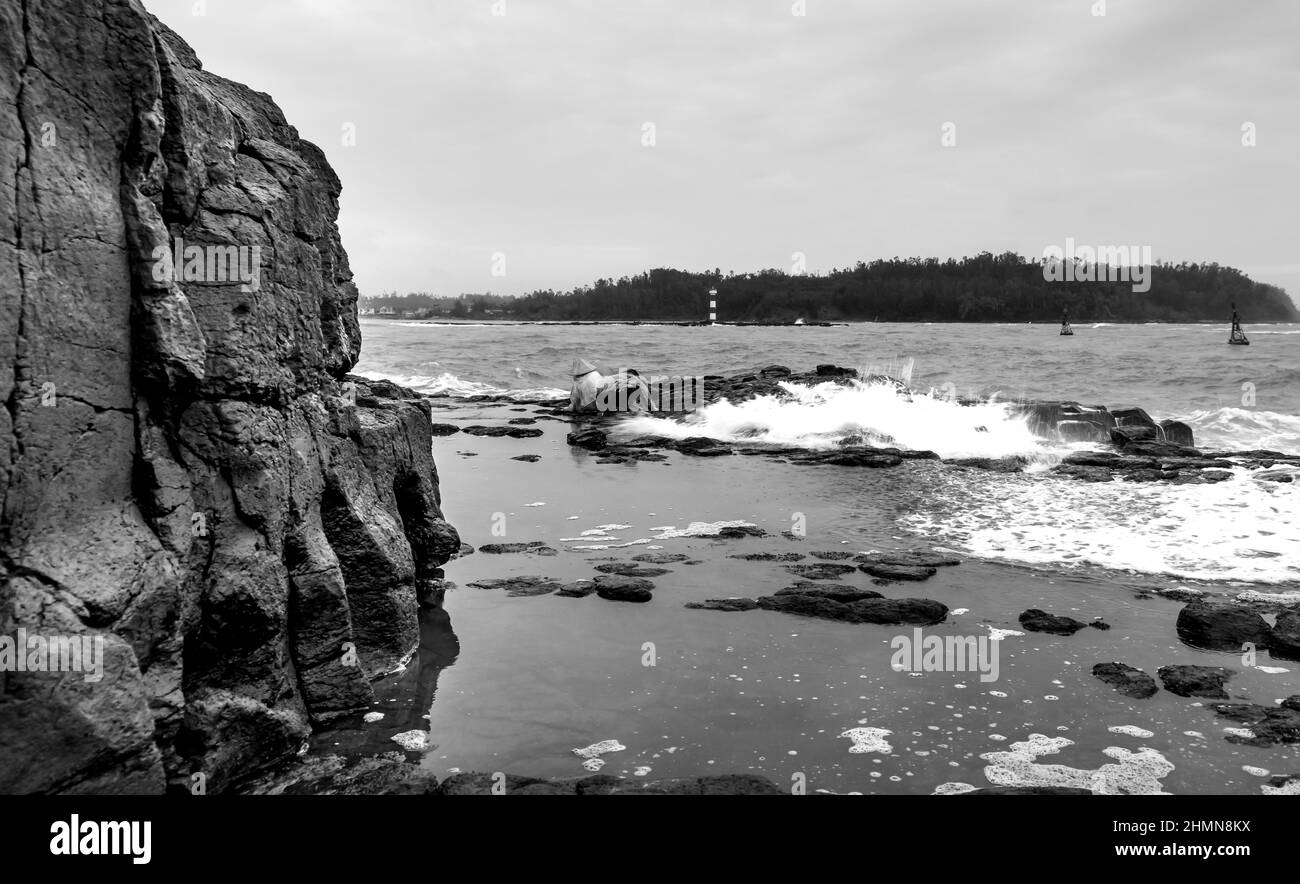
[619,379,1045,460]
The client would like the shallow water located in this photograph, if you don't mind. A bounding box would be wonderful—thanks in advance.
[319,320,1300,794]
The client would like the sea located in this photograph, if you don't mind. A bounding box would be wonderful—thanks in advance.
[330,319,1300,795]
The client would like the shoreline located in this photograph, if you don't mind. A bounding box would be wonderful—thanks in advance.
[361,317,1300,327]
[276,371,1300,796]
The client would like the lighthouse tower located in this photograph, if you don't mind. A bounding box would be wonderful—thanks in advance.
[708,288,718,325]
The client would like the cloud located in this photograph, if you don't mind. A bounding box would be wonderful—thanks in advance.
[152,0,1300,299]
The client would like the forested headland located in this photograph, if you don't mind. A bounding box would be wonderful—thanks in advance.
[361,252,1298,322]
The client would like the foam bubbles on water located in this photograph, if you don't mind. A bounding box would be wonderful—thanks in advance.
[904,465,1300,583]
[840,727,893,754]
[653,520,760,539]
[1108,725,1155,739]
[979,733,1174,794]
[574,739,626,760]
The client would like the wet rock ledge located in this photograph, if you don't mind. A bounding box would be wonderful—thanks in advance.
[1,2,458,793]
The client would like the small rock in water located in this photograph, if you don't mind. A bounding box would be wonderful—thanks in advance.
[556,580,598,598]
[1175,600,1272,652]
[729,552,805,562]
[1211,696,1300,747]
[858,562,938,582]
[391,731,429,751]
[594,562,672,578]
[1092,662,1159,699]
[685,598,759,612]
[467,576,562,597]
[1158,664,1233,699]
[783,562,858,580]
[633,552,691,564]
[1018,609,1091,636]
[594,575,654,603]
[477,541,552,554]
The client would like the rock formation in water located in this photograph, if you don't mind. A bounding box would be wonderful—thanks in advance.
[1,0,458,793]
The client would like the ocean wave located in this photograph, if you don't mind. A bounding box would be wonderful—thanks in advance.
[1182,406,1300,453]
[618,378,1043,460]
[901,465,1300,584]
[354,369,566,399]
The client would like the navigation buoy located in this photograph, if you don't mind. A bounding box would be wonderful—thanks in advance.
[1059,306,1073,336]
[708,288,717,325]
[1229,301,1249,345]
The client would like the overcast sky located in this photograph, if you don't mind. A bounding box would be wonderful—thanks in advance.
[151,0,1299,302]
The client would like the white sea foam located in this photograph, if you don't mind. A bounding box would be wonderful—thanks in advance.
[980,733,1174,794]
[620,380,1041,459]
[1183,406,1300,453]
[903,465,1300,584]
[1108,725,1155,738]
[840,727,893,754]
[574,740,625,757]
[353,369,565,400]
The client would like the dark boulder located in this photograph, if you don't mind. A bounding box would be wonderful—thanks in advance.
[783,563,859,580]
[774,584,884,603]
[594,575,655,603]
[1091,662,1159,699]
[717,525,767,539]
[466,576,562,597]
[1019,609,1091,636]
[1159,420,1195,447]
[556,580,598,598]
[1110,425,1160,446]
[685,598,759,612]
[674,437,734,457]
[1270,610,1300,661]
[462,425,544,439]
[478,542,551,555]
[849,598,949,625]
[857,562,938,582]
[566,428,608,450]
[632,553,691,564]
[1211,697,1300,746]
[855,551,961,568]
[729,552,805,562]
[594,563,671,578]
[1057,420,1109,443]
[755,594,859,621]
[429,423,461,436]
[1175,600,1272,652]
[1157,665,1233,699]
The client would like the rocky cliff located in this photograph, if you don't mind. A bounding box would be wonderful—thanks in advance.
[1,0,458,793]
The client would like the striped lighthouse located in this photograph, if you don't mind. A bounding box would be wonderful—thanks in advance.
[708,288,718,324]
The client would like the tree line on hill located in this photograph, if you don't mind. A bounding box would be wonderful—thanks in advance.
[360,252,1298,322]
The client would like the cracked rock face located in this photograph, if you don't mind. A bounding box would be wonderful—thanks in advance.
[1,0,458,793]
